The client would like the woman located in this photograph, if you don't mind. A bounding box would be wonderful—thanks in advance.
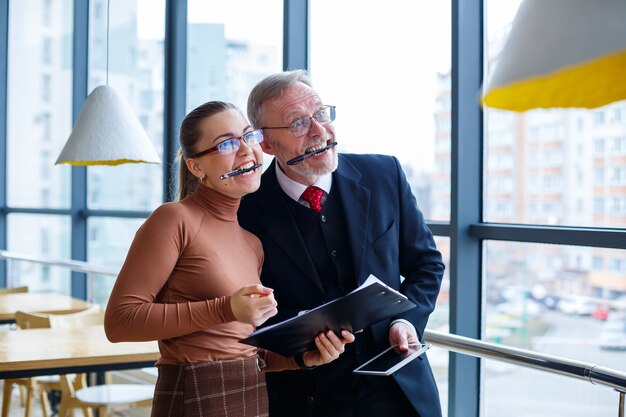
[104,101,353,417]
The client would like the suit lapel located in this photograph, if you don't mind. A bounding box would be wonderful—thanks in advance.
[333,155,371,285]
[256,162,324,292]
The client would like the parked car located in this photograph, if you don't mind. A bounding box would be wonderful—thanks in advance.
[599,316,626,350]
[495,297,542,318]
[542,294,560,310]
[592,304,611,321]
[557,297,596,316]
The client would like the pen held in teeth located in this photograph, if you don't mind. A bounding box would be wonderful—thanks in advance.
[220,163,262,180]
[286,141,338,166]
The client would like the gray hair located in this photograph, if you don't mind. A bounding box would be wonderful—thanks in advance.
[247,70,314,128]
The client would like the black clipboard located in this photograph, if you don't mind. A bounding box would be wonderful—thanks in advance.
[239,275,416,357]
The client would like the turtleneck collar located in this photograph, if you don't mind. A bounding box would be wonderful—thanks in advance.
[189,184,240,222]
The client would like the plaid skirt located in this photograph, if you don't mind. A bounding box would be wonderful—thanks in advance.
[151,356,268,417]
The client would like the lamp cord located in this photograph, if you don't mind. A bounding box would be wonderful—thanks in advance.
[106,0,110,85]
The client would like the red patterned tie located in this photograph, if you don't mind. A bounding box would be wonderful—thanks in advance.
[300,185,325,213]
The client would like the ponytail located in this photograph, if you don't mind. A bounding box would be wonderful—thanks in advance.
[176,149,199,201]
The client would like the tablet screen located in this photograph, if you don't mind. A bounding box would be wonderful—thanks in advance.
[353,343,430,376]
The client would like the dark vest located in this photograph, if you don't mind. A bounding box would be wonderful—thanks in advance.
[280,187,380,409]
[285,187,357,300]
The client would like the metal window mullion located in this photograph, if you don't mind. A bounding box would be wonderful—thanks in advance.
[70,0,89,300]
[470,223,626,250]
[449,0,483,416]
[82,209,152,219]
[0,0,8,287]
[283,0,307,70]
[427,222,452,237]
[163,0,187,202]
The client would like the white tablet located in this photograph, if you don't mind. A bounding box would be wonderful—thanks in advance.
[353,343,430,376]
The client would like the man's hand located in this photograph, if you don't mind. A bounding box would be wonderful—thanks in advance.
[389,321,419,354]
[302,330,355,367]
[230,284,277,327]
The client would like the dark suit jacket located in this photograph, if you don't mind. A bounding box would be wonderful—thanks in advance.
[239,153,444,417]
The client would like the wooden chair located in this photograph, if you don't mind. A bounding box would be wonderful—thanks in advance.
[1,302,80,417]
[0,285,29,294]
[71,384,154,417]
[1,377,53,417]
[0,285,47,417]
[12,308,154,417]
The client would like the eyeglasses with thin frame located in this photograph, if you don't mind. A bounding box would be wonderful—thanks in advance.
[187,129,264,158]
[261,105,336,138]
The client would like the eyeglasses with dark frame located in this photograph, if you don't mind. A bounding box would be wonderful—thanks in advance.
[260,105,336,138]
[187,129,264,158]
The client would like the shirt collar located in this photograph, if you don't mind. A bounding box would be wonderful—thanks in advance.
[274,160,333,202]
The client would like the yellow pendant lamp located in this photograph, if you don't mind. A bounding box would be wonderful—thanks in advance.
[482,0,626,111]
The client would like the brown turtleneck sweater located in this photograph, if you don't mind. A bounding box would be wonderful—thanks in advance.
[104,184,298,371]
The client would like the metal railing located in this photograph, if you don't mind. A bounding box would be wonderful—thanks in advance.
[0,250,118,302]
[424,329,626,417]
[1,250,625,416]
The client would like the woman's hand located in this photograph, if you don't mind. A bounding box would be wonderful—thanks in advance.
[302,330,355,367]
[230,284,278,327]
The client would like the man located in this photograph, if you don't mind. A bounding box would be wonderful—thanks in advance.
[238,70,444,417]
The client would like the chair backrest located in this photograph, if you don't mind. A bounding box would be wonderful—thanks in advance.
[49,305,104,328]
[15,310,51,329]
[15,305,104,330]
[0,285,29,294]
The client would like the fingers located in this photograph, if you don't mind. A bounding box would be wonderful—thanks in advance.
[314,332,341,362]
[250,296,278,326]
[389,323,415,352]
[230,285,278,326]
[397,337,410,351]
[256,300,278,321]
[239,284,274,297]
[300,329,355,367]
[314,330,355,362]
[341,330,356,343]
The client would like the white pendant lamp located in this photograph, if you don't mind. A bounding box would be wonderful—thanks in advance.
[55,85,161,165]
[482,0,626,112]
[55,0,161,166]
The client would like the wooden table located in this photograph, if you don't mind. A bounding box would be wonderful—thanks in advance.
[0,325,160,379]
[0,292,93,323]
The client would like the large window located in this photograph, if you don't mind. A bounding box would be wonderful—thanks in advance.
[481,1,626,416]
[483,241,624,416]
[186,0,283,113]
[185,0,283,170]
[7,0,73,210]
[88,217,145,305]
[6,214,71,294]
[5,0,74,297]
[82,0,166,303]
[309,0,452,223]
[87,0,164,211]
[310,3,452,412]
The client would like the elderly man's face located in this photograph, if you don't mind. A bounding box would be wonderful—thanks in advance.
[260,82,338,185]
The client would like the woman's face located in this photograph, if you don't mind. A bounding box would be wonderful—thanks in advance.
[186,109,263,199]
